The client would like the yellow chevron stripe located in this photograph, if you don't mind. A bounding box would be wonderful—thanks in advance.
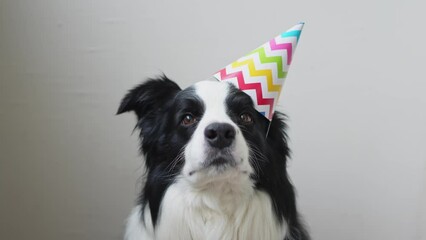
[231,56,282,93]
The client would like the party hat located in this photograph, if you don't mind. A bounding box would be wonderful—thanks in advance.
[213,23,304,121]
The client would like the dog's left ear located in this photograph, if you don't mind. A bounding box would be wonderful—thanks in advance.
[116,75,181,120]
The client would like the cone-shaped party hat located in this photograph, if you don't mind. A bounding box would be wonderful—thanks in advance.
[213,23,304,121]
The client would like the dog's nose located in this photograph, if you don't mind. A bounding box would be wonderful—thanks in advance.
[204,123,236,149]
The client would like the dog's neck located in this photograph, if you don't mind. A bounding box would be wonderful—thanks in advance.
[154,174,286,240]
[180,172,254,216]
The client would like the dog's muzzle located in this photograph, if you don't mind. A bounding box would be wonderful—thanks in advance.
[203,122,237,167]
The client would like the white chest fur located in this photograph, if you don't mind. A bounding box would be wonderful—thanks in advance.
[125,179,287,240]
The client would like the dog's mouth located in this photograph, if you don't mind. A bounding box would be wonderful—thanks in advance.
[209,157,230,166]
[204,155,237,171]
[204,149,237,167]
[188,151,240,176]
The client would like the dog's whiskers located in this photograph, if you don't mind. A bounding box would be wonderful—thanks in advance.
[165,146,186,173]
[246,141,269,177]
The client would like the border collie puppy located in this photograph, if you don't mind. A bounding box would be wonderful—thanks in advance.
[117,75,309,240]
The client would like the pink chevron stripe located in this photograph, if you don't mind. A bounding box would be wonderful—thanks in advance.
[218,68,274,119]
[269,39,293,65]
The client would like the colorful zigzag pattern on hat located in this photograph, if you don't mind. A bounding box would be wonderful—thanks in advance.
[213,23,304,120]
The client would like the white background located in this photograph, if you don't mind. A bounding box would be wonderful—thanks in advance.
[1,0,425,239]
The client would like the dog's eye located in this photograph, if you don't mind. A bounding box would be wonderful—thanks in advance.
[240,113,253,124]
[181,114,197,126]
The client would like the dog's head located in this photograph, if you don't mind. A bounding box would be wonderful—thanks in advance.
[117,75,292,222]
[118,75,289,184]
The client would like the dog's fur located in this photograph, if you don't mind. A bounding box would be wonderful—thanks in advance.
[117,75,309,240]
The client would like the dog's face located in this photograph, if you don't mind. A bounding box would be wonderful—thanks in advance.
[179,80,261,185]
[118,76,273,188]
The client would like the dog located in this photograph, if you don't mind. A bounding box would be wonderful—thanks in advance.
[117,75,309,240]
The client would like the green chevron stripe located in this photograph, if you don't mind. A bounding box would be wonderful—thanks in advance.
[249,47,287,79]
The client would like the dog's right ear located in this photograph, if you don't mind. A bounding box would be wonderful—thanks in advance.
[116,75,181,120]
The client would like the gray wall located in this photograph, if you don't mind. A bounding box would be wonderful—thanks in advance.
[1,0,425,239]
